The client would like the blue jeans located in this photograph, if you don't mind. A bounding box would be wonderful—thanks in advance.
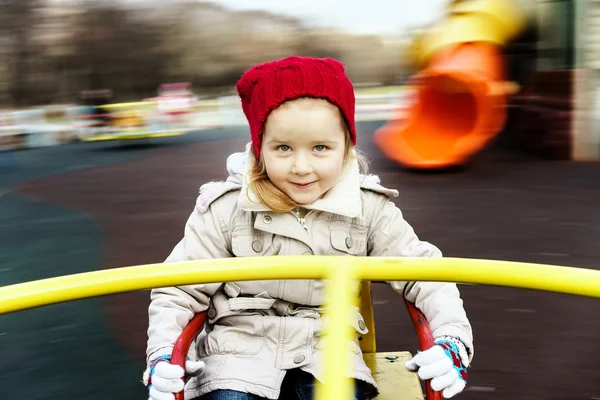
[196,369,377,400]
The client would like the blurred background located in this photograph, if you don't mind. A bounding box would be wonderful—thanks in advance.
[1,1,599,399]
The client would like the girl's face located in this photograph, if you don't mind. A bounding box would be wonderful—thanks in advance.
[261,98,347,205]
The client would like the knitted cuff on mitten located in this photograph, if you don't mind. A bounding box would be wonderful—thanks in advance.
[434,337,468,383]
[435,336,470,366]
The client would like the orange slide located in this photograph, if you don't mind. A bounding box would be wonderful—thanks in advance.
[374,0,528,169]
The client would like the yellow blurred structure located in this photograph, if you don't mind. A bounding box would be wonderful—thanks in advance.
[75,101,190,142]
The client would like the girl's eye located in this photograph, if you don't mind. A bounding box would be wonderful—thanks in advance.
[314,145,327,152]
[278,145,291,152]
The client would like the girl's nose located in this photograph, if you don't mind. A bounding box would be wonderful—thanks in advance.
[292,155,312,175]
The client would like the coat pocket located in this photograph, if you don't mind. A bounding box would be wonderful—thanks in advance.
[231,226,277,257]
[201,315,265,356]
[313,306,367,355]
[313,334,363,355]
[329,223,367,256]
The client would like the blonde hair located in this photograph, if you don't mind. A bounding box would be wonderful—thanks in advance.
[247,132,370,213]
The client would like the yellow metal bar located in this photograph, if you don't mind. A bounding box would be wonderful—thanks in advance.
[356,257,600,299]
[0,258,323,315]
[314,261,357,400]
[1,256,600,315]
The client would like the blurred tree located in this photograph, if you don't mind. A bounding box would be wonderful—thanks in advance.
[0,0,41,106]
[0,0,414,105]
[70,1,170,101]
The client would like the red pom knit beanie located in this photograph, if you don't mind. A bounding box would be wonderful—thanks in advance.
[235,56,356,158]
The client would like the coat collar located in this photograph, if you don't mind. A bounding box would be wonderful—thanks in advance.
[235,143,363,218]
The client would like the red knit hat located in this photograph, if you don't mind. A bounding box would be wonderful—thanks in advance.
[236,56,356,158]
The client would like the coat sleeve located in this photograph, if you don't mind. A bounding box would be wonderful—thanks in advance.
[366,193,474,362]
[146,199,233,363]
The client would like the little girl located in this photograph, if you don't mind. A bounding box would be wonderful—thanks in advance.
[144,56,473,400]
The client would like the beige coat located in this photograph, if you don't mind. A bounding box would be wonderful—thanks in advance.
[146,149,473,400]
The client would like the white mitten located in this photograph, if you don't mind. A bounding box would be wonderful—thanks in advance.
[405,338,469,399]
[143,355,205,400]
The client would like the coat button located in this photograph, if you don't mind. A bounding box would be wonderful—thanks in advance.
[207,308,216,319]
[251,240,263,252]
[263,215,272,224]
[358,320,366,330]
[293,354,306,364]
[345,237,353,248]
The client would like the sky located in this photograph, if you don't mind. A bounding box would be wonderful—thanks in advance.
[203,0,448,35]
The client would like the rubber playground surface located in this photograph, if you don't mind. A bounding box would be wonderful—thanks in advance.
[1,123,599,400]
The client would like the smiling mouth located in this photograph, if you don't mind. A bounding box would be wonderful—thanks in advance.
[291,181,315,189]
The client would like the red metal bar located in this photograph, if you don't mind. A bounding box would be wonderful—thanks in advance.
[404,298,442,400]
[171,312,207,400]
